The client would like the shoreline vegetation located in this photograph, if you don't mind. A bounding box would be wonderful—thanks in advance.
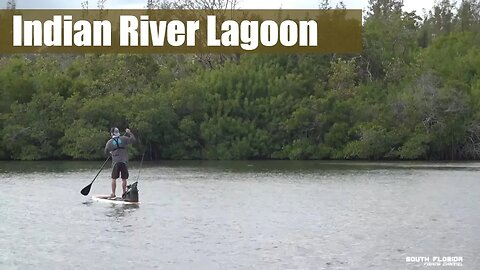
[0,0,479,161]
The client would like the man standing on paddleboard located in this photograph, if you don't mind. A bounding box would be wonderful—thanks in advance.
[105,127,136,198]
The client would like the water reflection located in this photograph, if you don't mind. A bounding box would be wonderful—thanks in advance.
[105,204,140,219]
[2,160,480,174]
[2,161,480,270]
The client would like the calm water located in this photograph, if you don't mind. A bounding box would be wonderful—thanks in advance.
[0,161,479,270]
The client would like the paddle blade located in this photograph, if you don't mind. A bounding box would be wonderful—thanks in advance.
[80,183,92,196]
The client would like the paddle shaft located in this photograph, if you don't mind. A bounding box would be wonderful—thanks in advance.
[81,155,111,196]
[91,155,111,185]
[135,151,146,182]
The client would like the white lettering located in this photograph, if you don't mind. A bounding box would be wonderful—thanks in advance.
[120,15,138,46]
[73,20,91,46]
[167,20,185,47]
[299,20,317,46]
[24,20,42,46]
[13,15,22,46]
[221,20,239,47]
[280,20,298,47]
[186,21,199,46]
[13,15,112,47]
[240,20,258,50]
[64,16,73,46]
[43,15,62,46]
[207,15,221,46]
[149,20,167,46]
[260,20,278,47]
[93,20,111,46]
[208,17,318,50]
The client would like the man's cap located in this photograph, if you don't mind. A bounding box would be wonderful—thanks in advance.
[110,127,120,137]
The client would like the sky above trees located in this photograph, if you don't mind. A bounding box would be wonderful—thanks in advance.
[3,0,436,13]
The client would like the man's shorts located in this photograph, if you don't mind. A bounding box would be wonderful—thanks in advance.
[112,162,129,179]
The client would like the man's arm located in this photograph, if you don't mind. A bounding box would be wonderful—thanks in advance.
[125,129,136,145]
[105,140,111,156]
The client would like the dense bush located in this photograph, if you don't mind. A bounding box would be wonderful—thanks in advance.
[1,0,479,160]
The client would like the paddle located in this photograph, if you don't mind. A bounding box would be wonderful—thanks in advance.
[135,150,146,182]
[80,155,111,196]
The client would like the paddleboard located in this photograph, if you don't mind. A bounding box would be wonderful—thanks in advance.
[92,195,140,205]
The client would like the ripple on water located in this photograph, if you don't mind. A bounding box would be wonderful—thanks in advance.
[0,162,479,269]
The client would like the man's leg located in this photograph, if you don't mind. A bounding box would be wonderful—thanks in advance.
[111,178,117,197]
[111,163,121,198]
[121,163,129,195]
[122,179,127,194]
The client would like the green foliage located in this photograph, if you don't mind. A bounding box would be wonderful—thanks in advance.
[60,120,108,160]
[399,132,432,159]
[328,58,358,92]
[0,1,479,160]
[342,124,401,160]
[0,57,35,113]
[2,92,65,160]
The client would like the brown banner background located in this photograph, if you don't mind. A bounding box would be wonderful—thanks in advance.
[0,9,362,54]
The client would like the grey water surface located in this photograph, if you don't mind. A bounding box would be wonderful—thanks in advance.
[0,161,479,270]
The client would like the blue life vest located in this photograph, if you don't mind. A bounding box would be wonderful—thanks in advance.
[112,137,125,152]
